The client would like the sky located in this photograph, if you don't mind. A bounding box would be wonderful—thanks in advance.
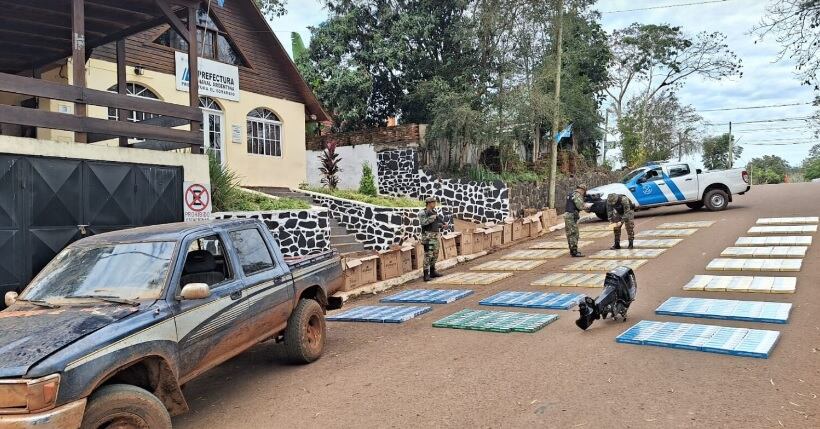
[264,0,819,169]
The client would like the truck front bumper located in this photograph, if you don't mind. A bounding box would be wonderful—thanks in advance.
[0,399,86,429]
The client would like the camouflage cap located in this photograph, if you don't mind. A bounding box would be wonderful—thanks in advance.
[425,196,438,203]
[606,193,619,204]
[576,183,588,191]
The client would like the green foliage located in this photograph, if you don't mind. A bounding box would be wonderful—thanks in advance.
[209,154,308,211]
[358,163,378,196]
[302,187,422,208]
[252,0,287,18]
[319,140,341,189]
[804,157,820,181]
[702,134,743,170]
[465,165,544,184]
[748,155,790,185]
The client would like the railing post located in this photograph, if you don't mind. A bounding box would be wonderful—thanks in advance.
[116,39,129,147]
[187,4,201,153]
[71,0,87,143]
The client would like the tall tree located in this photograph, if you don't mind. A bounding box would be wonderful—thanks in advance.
[606,24,742,121]
[747,155,791,184]
[617,91,702,167]
[702,133,743,170]
[753,0,820,92]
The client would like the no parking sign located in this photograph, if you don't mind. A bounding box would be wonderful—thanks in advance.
[183,182,212,222]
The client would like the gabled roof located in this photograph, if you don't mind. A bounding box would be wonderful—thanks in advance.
[241,0,330,122]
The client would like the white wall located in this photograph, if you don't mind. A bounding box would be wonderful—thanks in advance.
[306,144,379,190]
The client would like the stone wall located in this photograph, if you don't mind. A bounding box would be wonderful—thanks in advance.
[508,171,621,216]
[302,190,453,251]
[419,171,509,223]
[377,148,419,198]
[212,209,331,257]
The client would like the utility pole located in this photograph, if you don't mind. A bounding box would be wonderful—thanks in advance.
[548,0,564,209]
[602,110,609,166]
[727,121,733,168]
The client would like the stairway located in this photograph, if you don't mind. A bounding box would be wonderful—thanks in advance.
[252,187,366,254]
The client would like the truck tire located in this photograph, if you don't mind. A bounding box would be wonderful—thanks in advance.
[284,298,326,364]
[703,189,729,211]
[686,201,704,210]
[81,384,171,429]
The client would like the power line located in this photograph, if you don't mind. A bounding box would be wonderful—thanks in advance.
[733,126,811,133]
[705,116,816,126]
[697,102,814,112]
[600,0,730,14]
[740,141,818,146]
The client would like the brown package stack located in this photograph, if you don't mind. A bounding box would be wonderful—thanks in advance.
[486,225,503,248]
[399,245,414,273]
[456,230,475,255]
[511,219,525,241]
[530,212,544,235]
[341,253,379,291]
[377,248,403,280]
[441,232,460,260]
[502,219,514,244]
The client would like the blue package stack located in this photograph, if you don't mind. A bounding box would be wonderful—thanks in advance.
[327,305,433,323]
[655,297,791,324]
[380,289,474,304]
[617,321,780,358]
[479,291,585,310]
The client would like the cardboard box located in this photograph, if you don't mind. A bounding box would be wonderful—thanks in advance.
[522,218,533,239]
[488,225,503,247]
[377,249,402,280]
[530,213,544,235]
[511,219,524,241]
[441,232,460,260]
[399,245,414,273]
[473,229,488,252]
[457,230,475,255]
[542,208,558,228]
[340,254,379,291]
[502,220,514,244]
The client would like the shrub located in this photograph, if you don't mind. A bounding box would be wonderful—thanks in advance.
[319,139,341,189]
[358,163,378,196]
[209,154,309,211]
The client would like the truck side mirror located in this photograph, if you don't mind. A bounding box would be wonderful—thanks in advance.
[696,169,703,174]
[4,291,18,307]
[179,283,211,300]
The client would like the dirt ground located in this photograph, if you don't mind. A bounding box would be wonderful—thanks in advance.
[175,182,820,429]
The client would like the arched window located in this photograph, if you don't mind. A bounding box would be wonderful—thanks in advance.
[246,108,282,157]
[107,83,160,123]
[199,97,222,111]
[200,97,225,165]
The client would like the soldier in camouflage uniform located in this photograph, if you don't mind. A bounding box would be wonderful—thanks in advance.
[564,184,591,257]
[607,193,635,249]
[419,196,444,281]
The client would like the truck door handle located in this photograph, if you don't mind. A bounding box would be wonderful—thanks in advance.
[657,182,666,186]
[685,178,693,181]
[230,290,242,300]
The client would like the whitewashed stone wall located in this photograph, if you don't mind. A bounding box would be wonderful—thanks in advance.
[212,209,331,257]
[377,148,419,198]
[305,144,379,190]
[419,171,509,223]
[302,190,453,251]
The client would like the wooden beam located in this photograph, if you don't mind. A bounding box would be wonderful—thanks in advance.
[187,4,201,153]
[72,0,87,143]
[0,2,127,34]
[116,39,129,147]
[0,104,202,146]
[1,15,105,38]
[154,0,190,43]
[0,72,202,121]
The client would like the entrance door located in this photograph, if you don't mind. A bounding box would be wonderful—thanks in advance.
[200,97,225,166]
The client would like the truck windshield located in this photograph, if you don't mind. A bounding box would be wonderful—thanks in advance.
[621,168,647,184]
[21,242,176,303]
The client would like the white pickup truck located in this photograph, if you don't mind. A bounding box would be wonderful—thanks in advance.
[587,162,751,220]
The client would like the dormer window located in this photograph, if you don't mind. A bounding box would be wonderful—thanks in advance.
[155,6,247,67]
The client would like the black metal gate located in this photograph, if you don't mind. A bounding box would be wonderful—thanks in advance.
[0,155,183,298]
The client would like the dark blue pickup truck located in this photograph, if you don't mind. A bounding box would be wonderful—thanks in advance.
[0,219,343,429]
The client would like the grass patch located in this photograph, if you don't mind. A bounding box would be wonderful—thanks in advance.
[228,191,310,211]
[302,186,423,208]
[210,154,310,211]
[464,166,546,184]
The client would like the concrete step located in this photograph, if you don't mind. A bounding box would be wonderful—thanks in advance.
[331,234,359,245]
[330,226,351,235]
[333,242,366,253]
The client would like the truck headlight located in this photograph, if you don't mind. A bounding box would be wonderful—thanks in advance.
[0,374,60,413]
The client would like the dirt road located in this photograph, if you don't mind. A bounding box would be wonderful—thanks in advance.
[174,183,820,429]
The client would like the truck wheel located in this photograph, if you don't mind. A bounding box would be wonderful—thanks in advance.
[81,384,171,429]
[703,189,729,211]
[284,298,326,364]
[686,201,704,210]
[595,211,607,221]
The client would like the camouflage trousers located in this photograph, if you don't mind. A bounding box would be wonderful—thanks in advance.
[564,213,580,250]
[421,232,440,270]
[613,218,635,242]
